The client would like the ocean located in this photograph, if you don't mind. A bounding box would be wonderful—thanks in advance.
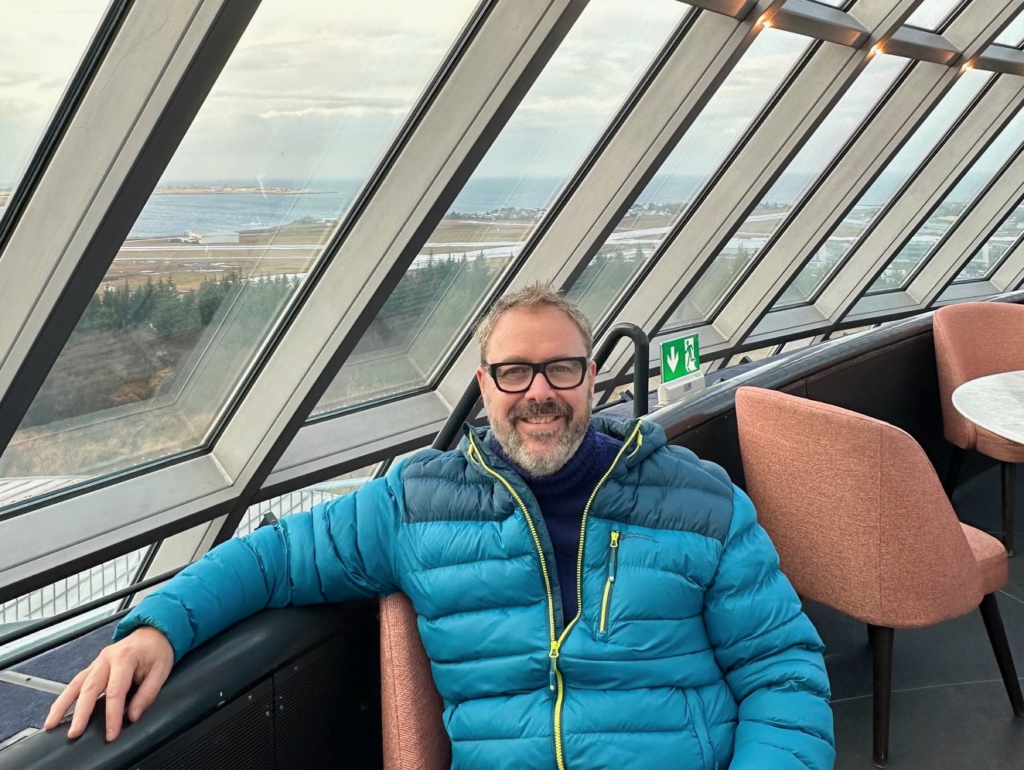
[3,172,911,241]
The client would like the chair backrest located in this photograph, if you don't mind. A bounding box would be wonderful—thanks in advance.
[933,302,1024,449]
[735,386,983,628]
[380,592,451,770]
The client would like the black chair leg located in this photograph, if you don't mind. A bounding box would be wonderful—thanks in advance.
[869,624,894,768]
[1003,463,1017,556]
[944,446,965,500]
[979,592,1024,716]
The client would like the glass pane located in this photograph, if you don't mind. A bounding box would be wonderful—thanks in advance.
[234,464,379,538]
[953,198,1024,282]
[0,0,479,503]
[0,546,149,657]
[313,0,690,415]
[663,53,907,329]
[905,0,964,30]
[869,105,1024,292]
[776,69,991,307]
[565,28,810,324]
[808,0,849,7]
[0,1,111,225]
[995,11,1024,47]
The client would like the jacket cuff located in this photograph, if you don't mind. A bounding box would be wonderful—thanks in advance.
[112,594,197,664]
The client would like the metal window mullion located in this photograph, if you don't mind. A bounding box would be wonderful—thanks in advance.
[848,0,924,39]
[0,0,133,263]
[931,279,1006,306]
[976,43,1024,75]
[714,60,953,347]
[199,0,590,543]
[743,302,833,346]
[436,0,904,410]
[592,2,919,381]
[261,391,449,502]
[816,75,1024,321]
[686,0,763,17]
[907,144,1024,303]
[708,0,1024,349]
[589,3,925,376]
[771,0,870,47]
[0,453,232,603]
[988,236,1024,293]
[938,0,1024,52]
[432,4,769,410]
[595,40,876,382]
[0,0,261,456]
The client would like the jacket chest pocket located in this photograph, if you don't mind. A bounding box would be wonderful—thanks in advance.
[597,528,620,638]
[683,690,718,770]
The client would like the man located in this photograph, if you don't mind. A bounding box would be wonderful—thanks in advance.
[47,285,835,769]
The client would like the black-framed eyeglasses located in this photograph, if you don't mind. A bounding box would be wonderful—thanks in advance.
[486,357,589,394]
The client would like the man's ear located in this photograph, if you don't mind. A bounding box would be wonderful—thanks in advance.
[588,359,597,378]
[475,365,487,393]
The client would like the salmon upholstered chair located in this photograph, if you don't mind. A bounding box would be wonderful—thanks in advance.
[380,592,451,770]
[933,302,1024,553]
[735,386,1023,768]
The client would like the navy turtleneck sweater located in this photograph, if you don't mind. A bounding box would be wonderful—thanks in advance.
[493,424,623,624]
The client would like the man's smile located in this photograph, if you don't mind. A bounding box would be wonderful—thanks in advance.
[518,415,562,425]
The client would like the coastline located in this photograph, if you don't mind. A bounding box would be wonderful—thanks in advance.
[153,186,333,196]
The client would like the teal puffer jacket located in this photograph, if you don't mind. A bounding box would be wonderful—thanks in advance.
[116,417,834,770]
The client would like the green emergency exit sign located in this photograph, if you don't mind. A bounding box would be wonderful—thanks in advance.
[661,334,700,383]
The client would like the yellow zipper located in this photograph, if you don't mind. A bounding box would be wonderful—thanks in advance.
[467,422,644,770]
[599,530,620,633]
[466,434,558,660]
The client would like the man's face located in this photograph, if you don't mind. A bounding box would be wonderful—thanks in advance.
[476,306,596,476]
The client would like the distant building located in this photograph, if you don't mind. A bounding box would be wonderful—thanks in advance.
[187,230,240,244]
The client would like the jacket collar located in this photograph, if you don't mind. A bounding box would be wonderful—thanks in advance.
[460,414,665,475]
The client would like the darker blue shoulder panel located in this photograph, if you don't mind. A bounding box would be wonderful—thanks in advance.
[600,444,735,543]
[399,448,516,524]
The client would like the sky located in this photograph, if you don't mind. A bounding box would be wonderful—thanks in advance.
[2,0,686,187]
[0,0,109,186]
[0,0,1015,193]
[160,0,692,185]
[0,0,699,190]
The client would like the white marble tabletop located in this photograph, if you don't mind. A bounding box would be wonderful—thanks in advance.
[952,370,1024,445]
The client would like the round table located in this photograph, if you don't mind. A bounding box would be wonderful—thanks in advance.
[952,370,1024,445]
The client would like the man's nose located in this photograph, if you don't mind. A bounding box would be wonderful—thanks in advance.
[524,369,557,400]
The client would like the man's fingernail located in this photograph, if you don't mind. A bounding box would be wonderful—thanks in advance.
[106,730,114,741]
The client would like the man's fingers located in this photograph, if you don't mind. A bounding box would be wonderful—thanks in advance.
[43,629,174,740]
[67,661,110,739]
[127,662,171,723]
[103,661,135,741]
[44,671,86,730]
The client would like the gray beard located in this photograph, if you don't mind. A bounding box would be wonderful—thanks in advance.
[492,401,591,477]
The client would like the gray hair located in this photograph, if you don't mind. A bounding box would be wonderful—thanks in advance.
[474,283,593,363]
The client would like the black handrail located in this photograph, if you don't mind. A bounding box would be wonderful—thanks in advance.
[592,323,649,420]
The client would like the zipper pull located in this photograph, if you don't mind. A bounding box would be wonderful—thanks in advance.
[548,640,560,691]
[609,530,620,581]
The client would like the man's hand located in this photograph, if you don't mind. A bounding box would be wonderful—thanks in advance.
[44,626,174,741]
